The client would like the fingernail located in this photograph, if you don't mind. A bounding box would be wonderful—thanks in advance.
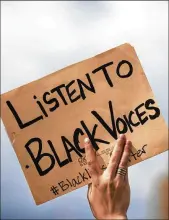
[84,137,90,144]
[127,140,132,147]
[119,134,125,139]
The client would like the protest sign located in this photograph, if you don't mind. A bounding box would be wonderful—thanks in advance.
[1,43,168,205]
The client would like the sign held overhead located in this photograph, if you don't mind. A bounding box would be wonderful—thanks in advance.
[1,43,168,205]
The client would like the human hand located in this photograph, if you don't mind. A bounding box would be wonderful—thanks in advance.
[84,134,132,220]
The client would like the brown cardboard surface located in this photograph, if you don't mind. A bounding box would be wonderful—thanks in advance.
[1,43,168,205]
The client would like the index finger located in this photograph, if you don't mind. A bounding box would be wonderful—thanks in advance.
[84,138,100,178]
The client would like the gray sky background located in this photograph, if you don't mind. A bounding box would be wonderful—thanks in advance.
[1,1,168,219]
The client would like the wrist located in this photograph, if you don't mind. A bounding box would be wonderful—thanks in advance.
[104,214,127,219]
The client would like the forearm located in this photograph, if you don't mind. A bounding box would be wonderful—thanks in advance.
[112,215,127,220]
[101,214,127,220]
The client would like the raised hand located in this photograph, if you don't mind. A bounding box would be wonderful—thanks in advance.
[84,134,132,220]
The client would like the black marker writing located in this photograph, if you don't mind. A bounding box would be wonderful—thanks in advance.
[51,168,91,195]
[25,98,160,176]
[50,185,59,195]
[92,62,114,87]
[129,144,147,162]
[7,60,134,130]
[6,101,43,129]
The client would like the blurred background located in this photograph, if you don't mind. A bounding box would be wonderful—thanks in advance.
[1,1,168,219]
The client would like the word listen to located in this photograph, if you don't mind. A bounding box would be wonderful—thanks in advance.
[6,61,132,129]
[6,60,160,177]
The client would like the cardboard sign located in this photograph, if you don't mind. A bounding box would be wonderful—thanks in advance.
[1,43,168,205]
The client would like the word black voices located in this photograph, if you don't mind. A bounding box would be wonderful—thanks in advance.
[25,98,159,176]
